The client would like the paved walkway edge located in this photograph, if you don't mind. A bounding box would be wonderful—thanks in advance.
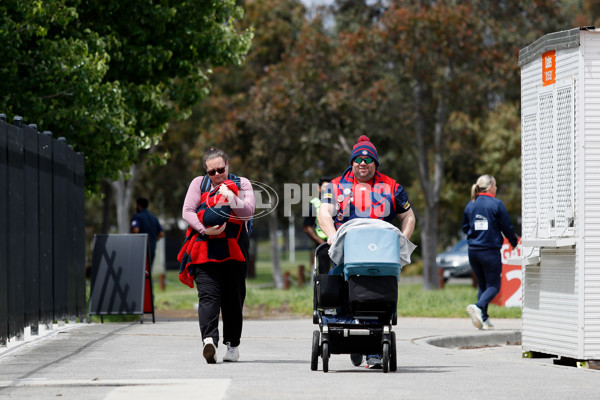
[0,323,83,358]
[423,329,522,349]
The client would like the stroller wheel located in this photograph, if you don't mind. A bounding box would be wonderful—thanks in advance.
[382,342,390,373]
[311,330,319,371]
[322,342,329,373]
[390,331,397,372]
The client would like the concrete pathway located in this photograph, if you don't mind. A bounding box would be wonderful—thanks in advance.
[0,316,599,399]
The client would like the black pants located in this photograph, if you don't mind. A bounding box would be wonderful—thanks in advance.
[194,260,247,347]
[316,244,332,274]
[468,248,502,322]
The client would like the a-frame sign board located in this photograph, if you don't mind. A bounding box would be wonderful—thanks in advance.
[89,234,155,323]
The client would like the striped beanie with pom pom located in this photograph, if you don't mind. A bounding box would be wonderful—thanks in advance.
[349,135,379,167]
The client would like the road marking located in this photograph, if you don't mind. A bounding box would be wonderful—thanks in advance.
[0,378,230,400]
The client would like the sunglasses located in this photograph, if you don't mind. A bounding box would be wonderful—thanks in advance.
[206,167,226,176]
[353,156,374,165]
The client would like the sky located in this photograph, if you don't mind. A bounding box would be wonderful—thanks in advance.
[301,0,335,7]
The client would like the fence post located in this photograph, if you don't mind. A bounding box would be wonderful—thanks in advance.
[298,265,305,288]
[7,116,25,340]
[65,144,76,319]
[52,137,68,320]
[283,271,290,290]
[39,131,54,325]
[23,123,40,334]
[73,152,85,320]
[0,115,8,346]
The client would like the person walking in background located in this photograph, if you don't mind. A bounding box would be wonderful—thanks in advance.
[130,197,165,289]
[179,148,255,364]
[318,135,416,368]
[462,174,518,330]
[304,176,332,274]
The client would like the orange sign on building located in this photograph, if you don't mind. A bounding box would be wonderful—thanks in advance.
[542,50,556,86]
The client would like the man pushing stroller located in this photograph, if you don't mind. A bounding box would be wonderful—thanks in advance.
[318,135,416,368]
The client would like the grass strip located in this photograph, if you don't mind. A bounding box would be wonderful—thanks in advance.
[149,271,520,319]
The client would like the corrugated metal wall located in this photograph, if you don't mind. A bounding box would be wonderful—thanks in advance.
[520,34,581,359]
[521,59,540,258]
[523,249,578,357]
[581,31,600,358]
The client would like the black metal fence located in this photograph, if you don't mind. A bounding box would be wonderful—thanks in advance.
[0,115,85,345]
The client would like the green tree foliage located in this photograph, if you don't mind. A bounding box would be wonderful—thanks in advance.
[330,0,386,33]
[227,11,398,183]
[133,0,309,286]
[0,0,124,193]
[477,102,522,225]
[0,0,252,193]
[142,0,309,215]
[567,0,600,27]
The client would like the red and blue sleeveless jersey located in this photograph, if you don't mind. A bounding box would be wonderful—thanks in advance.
[322,166,412,230]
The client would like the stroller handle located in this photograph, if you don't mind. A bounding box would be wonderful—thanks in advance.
[313,242,329,275]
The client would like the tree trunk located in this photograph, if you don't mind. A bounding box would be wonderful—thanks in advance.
[101,180,113,234]
[420,203,439,290]
[413,69,449,290]
[111,165,136,233]
[269,211,284,289]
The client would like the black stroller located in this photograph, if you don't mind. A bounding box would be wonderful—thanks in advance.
[311,220,408,373]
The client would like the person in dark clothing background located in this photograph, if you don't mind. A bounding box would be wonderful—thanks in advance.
[462,174,518,330]
[303,177,332,274]
[131,197,165,289]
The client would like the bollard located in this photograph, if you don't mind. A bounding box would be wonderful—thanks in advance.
[438,268,445,289]
[298,265,305,288]
[283,271,290,290]
[471,271,478,288]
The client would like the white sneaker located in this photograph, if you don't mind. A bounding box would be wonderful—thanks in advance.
[466,304,484,329]
[366,355,383,369]
[482,319,495,330]
[223,342,239,362]
[203,337,217,364]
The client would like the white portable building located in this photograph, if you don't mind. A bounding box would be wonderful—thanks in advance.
[518,26,600,361]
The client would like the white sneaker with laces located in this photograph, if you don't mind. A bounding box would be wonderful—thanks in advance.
[203,337,217,364]
[223,342,239,362]
[482,319,494,330]
[466,304,484,329]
